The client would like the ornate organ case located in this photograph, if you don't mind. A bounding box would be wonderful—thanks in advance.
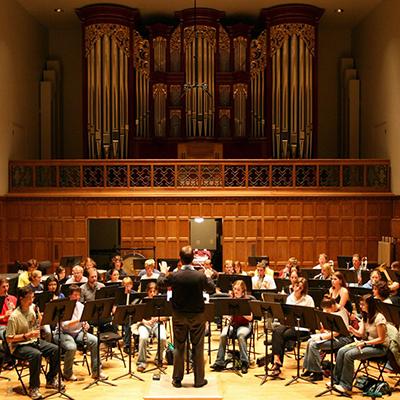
[77,4,323,159]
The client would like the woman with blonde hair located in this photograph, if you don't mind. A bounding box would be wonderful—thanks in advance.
[313,262,334,280]
[210,280,253,374]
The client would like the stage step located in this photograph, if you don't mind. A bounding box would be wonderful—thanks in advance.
[144,373,222,400]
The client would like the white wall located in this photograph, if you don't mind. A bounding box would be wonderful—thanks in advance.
[0,0,48,194]
[318,26,352,157]
[49,27,83,158]
[353,0,400,194]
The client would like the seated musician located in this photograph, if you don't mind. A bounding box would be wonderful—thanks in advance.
[140,259,160,280]
[372,280,393,303]
[210,280,253,374]
[203,259,218,280]
[80,268,104,303]
[233,260,247,276]
[42,276,64,342]
[279,256,298,279]
[106,269,121,284]
[223,259,234,275]
[362,269,382,289]
[332,294,389,395]
[80,257,96,277]
[0,278,17,336]
[251,263,276,290]
[121,277,138,352]
[136,282,167,372]
[302,295,352,381]
[313,253,328,270]
[27,270,44,293]
[105,255,127,281]
[6,287,62,400]
[329,271,352,314]
[65,265,88,285]
[18,259,38,288]
[281,269,299,294]
[55,284,107,381]
[54,266,68,285]
[269,277,314,377]
[138,259,160,278]
[313,262,334,280]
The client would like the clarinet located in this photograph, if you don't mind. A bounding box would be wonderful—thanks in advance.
[34,305,41,345]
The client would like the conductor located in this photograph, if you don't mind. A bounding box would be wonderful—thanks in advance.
[158,245,215,388]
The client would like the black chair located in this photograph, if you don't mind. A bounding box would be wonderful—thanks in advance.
[99,331,126,368]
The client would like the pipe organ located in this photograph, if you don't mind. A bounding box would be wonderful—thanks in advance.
[77,4,323,159]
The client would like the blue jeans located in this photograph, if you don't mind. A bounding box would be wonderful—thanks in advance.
[214,324,251,366]
[334,344,387,390]
[54,331,98,377]
[137,323,166,364]
[303,336,353,373]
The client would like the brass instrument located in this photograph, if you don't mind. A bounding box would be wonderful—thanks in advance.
[376,263,393,286]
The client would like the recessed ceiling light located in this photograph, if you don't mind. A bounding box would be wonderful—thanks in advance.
[336,8,344,14]
[54,8,64,13]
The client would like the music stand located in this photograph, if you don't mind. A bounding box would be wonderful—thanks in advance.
[315,310,351,398]
[95,285,120,300]
[281,304,319,386]
[375,302,400,328]
[216,274,252,294]
[34,291,54,313]
[251,289,276,300]
[81,298,116,390]
[261,292,288,304]
[250,301,285,384]
[60,282,85,298]
[212,298,252,377]
[337,256,353,270]
[273,278,288,293]
[337,269,358,285]
[139,278,158,293]
[142,296,173,375]
[204,303,216,364]
[41,298,76,400]
[308,279,332,290]
[112,304,146,382]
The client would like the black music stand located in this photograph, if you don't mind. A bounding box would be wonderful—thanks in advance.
[81,298,116,390]
[250,301,285,384]
[41,298,76,400]
[112,304,146,382]
[139,278,158,293]
[251,289,277,300]
[212,298,252,377]
[375,302,400,328]
[95,285,120,300]
[216,274,252,294]
[281,304,319,386]
[142,296,173,375]
[204,303,216,364]
[34,291,54,313]
[315,310,351,398]
[261,292,288,304]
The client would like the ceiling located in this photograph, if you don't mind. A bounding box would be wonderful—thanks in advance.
[16,0,383,30]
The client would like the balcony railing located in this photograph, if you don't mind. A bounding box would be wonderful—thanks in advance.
[8,159,390,193]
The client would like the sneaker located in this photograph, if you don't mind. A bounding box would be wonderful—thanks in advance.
[241,362,248,374]
[210,363,224,371]
[64,374,78,382]
[309,372,324,382]
[301,370,312,377]
[46,378,66,390]
[137,363,147,372]
[29,387,43,400]
[333,384,352,395]
[92,371,108,380]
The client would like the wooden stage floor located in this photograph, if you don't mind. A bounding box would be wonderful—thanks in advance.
[1,328,398,400]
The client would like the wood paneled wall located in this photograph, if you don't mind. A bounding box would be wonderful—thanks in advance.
[0,195,397,271]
